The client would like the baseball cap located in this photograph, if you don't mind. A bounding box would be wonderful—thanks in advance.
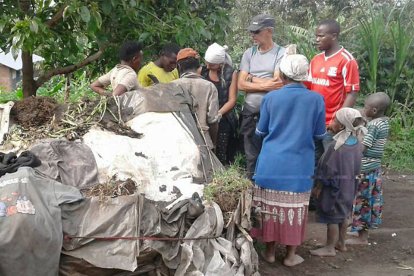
[177,48,200,62]
[247,14,275,32]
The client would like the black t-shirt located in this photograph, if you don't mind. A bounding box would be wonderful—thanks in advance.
[201,64,234,108]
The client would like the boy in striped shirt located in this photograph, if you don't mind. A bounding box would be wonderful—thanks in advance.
[346,92,391,245]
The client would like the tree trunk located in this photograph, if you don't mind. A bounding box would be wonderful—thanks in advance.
[21,51,38,98]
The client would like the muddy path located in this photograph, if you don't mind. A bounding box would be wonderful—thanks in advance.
[259,173,414,276]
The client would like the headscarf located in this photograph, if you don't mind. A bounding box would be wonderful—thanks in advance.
[204,43,233,66]
[333,107,367,150]
[279,54,309,82]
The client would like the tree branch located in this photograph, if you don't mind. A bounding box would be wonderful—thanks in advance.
[36,48,105,88]
[46,4,67,28]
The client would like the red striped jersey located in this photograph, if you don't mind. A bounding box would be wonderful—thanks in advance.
[307,47,360,125]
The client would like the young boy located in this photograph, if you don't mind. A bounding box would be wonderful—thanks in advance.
[346,92,391,245]
[310,108,365,257]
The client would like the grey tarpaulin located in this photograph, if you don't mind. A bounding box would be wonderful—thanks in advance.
[0,167,83,276]
[108,83,194,121]
[61,195,260,275]
[30,139,99,189]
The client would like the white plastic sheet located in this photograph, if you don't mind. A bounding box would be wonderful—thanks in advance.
[83,112,205,203]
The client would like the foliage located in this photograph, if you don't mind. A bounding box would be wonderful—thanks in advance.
[383,119,414,172]
[0,0,230,97]
[204,158,252,212]
[0,73,97,104]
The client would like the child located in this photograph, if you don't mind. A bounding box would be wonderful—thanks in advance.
[346,92,391,245]
[310,108,366,257]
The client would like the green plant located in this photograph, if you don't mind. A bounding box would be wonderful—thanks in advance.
[383,118,414,172]
[204,162,252,212]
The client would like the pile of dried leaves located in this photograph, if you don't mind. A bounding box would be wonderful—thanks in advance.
[82,178,137,201]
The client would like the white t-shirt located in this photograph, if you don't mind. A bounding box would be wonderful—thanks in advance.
[98,64,140,91]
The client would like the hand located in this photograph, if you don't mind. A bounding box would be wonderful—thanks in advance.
[312,182,322,199]
[260,79,283,91]
[327,119,341,133]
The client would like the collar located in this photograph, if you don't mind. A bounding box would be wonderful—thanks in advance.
[284,83,306,89]
[323,46,343,61]
[180,71,201,79]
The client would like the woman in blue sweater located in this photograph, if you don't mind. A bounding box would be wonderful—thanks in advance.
[250,54,326,266]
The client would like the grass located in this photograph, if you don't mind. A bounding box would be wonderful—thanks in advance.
[204,156,252,212]
[383,119,414,172]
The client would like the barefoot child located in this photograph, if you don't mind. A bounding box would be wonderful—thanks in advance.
[310,108,366,257]
[346,92,390,245]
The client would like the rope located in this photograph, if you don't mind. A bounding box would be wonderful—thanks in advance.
[67,235,221,241]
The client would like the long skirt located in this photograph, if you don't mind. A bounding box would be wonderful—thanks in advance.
[250,185,311,246]
[351,168,383,231]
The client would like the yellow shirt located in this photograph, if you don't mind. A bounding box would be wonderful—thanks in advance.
[137,62,179,87]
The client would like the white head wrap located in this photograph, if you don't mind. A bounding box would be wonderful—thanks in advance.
[333,108,367,150]
[279,54,309,82]
[205,43,232,66]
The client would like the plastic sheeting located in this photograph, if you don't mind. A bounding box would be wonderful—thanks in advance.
[61,194,259,275]
[83,113,206,203]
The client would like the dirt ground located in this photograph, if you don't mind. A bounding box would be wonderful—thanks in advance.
[259,172,414,276]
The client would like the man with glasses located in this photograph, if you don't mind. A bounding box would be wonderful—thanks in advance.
[238,14,285,180]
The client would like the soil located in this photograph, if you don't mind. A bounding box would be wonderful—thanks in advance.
[11,96,58,128]
[259,172,414,276]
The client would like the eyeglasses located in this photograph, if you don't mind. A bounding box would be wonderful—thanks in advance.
[250,29,263,35]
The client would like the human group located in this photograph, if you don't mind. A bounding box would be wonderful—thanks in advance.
[89,14,390,267]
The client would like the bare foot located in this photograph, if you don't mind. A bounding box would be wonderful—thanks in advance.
[283,254,304,266]
[310,246,336,257]
[260,250,275,263]
[335,242,347,252]
[346,230,359,237]
[345,237,369,245]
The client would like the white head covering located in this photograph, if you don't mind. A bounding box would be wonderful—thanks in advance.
[333,108,367,150]
[279,54,309,82]
[204,43,232,66]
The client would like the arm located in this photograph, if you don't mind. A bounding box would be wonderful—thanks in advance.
[255,96,270,137]
[342,91,358,108]
[342,59,360,108]
[238,70,283,93]
[218,71,238,116]
[137,65,152,87]
[208,122,219,148]
[90,80,112,97]
[112,84,128,96]
[314,97,327,140]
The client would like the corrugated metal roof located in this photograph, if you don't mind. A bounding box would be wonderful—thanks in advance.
[0,51,43,71]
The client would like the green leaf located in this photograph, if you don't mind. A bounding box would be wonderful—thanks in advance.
[129,0,137,7]
[0,21,5,32]
[139,32,150,42]
[30,20,38,33]
[101,1,112,15]
[11,47,19,60]
[80,6,91,23]
[63,6,70,19]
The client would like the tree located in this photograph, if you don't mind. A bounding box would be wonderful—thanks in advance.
[0,0,230,98]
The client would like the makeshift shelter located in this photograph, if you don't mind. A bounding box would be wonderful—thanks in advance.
[0,83,259,275]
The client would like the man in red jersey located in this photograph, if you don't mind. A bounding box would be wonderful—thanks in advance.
[308,19,360,131]
[307,19,360,211]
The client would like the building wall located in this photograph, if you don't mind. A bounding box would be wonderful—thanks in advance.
[0,65,21,92]
[0,64,12,92]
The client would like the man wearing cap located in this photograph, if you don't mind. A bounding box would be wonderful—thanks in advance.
[238,14,286,179]
[173,48,220,150]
